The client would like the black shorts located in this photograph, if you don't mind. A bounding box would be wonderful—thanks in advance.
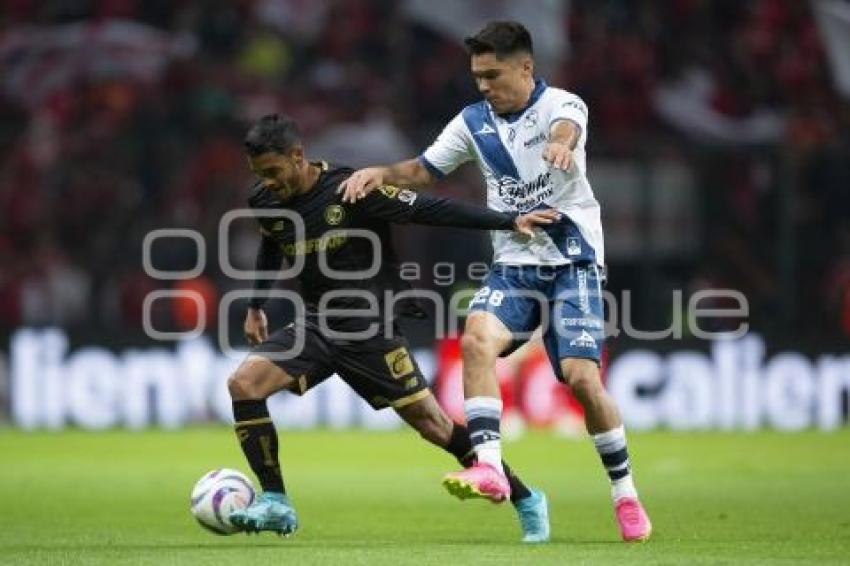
[251,319,431,410]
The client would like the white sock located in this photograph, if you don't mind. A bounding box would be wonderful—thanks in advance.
[475,441,504,474]
[611,475,637,501]
[592,425,638,500]
[464,396,504,475]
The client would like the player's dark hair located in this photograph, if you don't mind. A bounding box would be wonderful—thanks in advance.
[464,21,533,59]
[244,114,301,157]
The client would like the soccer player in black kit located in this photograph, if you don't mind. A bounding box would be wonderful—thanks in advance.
[226,114,555,541]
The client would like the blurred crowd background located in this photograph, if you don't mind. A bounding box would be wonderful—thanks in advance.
[1,0,849,346]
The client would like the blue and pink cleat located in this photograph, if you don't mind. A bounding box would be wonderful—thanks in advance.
[442,463,550,543]
[442,462,511,503]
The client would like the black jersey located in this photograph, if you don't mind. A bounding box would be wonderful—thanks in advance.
[247,161,516,331]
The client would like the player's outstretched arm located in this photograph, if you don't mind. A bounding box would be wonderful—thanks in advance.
[543,119,581,171]
[513,209,562,236]
[355,188,560,233]
[245,234,281,345]
[338,158,433,203]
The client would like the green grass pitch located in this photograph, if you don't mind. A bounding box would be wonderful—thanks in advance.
[2,428,849,565]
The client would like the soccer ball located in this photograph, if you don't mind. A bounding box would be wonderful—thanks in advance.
[190,468,255,535]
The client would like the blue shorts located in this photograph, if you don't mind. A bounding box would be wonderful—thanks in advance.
[467,263,605,380]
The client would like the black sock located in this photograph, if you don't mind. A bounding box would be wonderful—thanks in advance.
[445,423,532,503]
[446,421,476,466]
[233,399,285,493]
[502,461,532,503]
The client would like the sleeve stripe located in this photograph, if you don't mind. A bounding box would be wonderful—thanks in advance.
[418,155,446,179]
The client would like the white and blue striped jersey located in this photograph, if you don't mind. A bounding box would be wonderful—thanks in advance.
[419,79,604,267]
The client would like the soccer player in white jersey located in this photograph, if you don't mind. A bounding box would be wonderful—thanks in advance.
[339,20,651,542]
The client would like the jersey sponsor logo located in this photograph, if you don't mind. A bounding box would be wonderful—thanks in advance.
[398,189,417,205]
[378,185,401,198]
[562,99,587,116]
[496,171,553,211]
[562,317,604,330]
[524,132,546,148]
[567,237,581,256]
[577,267,590,314]
[384,347,415,379]
[324,204,345,225]
[281,234,347,256]
[569,330,597,348]
[475,123,496,136]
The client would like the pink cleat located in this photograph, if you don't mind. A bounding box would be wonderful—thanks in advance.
[442,462,511,503]
[615,497,652,542]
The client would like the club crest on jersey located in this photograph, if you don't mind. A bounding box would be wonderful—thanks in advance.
[524,109,539,128]
[324,204,345,225]
[378,185,401,198]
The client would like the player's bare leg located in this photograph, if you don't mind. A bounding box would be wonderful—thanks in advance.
[560,358,621,434]
[441,312,515,500]
[226,355,298,535]
[560,357,651,542]
[460,312,513,398]
[396,395,549,543]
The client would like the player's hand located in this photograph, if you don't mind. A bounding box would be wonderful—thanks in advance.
[513,208,562,236]
[244,307,268,346]
[542,141,573,171]
[338,167,385,203]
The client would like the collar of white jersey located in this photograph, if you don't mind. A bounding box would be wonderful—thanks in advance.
[494,78,547,123]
